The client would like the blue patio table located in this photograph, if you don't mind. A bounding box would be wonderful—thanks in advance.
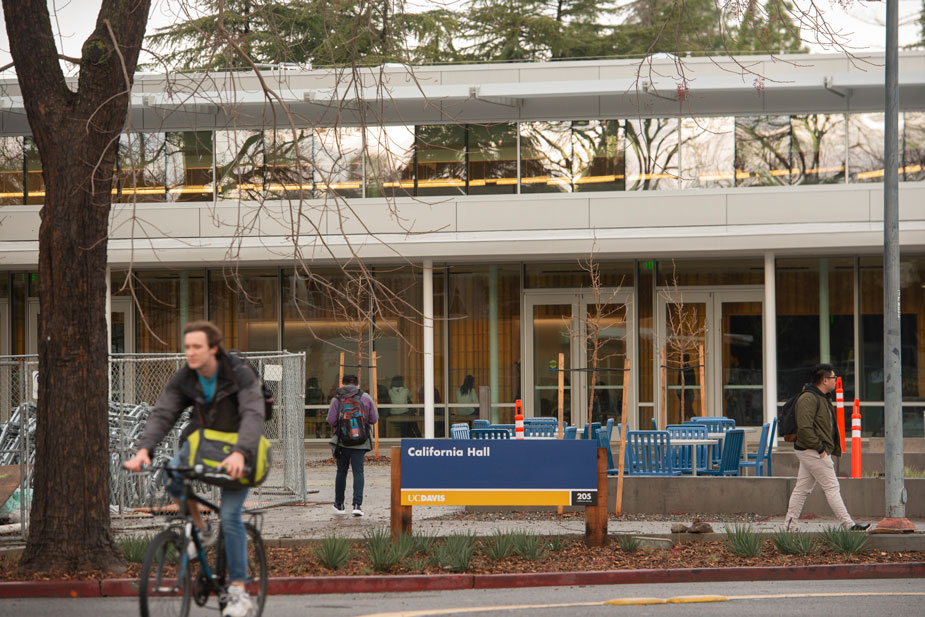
[670,437,719,476]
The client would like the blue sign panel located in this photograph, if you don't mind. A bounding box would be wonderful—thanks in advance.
[400,439,598,506]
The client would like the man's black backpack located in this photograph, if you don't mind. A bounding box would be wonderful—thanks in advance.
[229,352,275,422]
[336,392,370,446]
[778,388,820,442]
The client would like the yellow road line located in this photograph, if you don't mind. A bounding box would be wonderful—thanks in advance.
[356,591,925,617]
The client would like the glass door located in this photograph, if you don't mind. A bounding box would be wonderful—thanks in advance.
[656,288,764,426]
[524,291,633,430]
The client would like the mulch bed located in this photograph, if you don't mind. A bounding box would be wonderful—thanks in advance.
[1,537,922,582]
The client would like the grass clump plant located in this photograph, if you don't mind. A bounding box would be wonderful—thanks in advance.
[315,534,354,570]
[616,534,640,552]
[482,530,516,560]
[364,528,399,572]
[770,530,818,556]
[430,532,477,573]
[722,524,762,558]
[821,525,869,557]
[394,531,419,562]
[547,535,565,551]
[118,533,154,563]
[412,530,438,554]
[512,532,548,561]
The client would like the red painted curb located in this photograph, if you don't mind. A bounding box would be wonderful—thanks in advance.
[268,574,473,595]
[472,562,925,589]
[0,579,101,598]
[2,562,923,598]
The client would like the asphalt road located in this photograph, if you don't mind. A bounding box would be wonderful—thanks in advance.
[2,578,923,617]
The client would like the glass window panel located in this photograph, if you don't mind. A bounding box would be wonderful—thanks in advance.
[118,270,205,353]
[467,123,517,195]
[118,133,166,203]
[848,113,886,183]
[24,136,44,205]
[365,125,415,198]
[625,118,680,190]
[375,267,424,438]
[525,262,634,289]
[638,260,655,407]
[573,120,624,192]
[533,303,572,423]
[680,117,734,189]
[416,124,465,196]
[265,128,314,200]
[447,265,521,426]
[791,114,846,185]
[664,302,707,425]
[656,259,763,287]
[903,112,925,182]
[167,131,214,201]
[519,121,572,193]
[772,258,854,402]
[735,115,792,187]
[0,136,23,205]
[721,301,763,426]
[587,302,628,426]
[209,269,279,351]
[215,129,265,200]
[314,127,363,198]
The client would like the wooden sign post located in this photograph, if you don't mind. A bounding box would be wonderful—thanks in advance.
[389,446,412,539]
[584,448,608,546]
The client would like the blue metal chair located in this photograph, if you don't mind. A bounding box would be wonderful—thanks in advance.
[472,419,490,429]
[744,418,776,476]
[700,429,744,476]
[582,422,602,440]
[563,426,578,440]
[738,423,769,476]
[471,428,511,440]
[666,423,709,474]
[651,417,658,430]
[624,430,681,476]
[689,417,735,466]
[597,431,628,475]
[604,418,615,441]
[523,417,559,438]
[450,423,471,439]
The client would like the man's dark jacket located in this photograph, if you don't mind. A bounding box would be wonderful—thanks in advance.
[137,350,265,461]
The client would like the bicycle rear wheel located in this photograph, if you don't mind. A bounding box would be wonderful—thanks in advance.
[216,522,268,617]
[139,528,192,617]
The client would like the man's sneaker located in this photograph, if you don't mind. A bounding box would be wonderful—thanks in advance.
[352,505,364,517]
[849,522,871,531]
[222,584,252,617]
[332,504,346,515]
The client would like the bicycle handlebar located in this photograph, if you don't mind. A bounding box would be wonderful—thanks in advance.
[132,462,252,482]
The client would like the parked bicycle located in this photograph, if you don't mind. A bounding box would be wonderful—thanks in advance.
[136,463,267,617]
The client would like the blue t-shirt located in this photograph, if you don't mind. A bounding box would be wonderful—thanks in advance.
[197,369,218,403]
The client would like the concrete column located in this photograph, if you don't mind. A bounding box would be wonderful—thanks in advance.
[763,253,778,436]
[423,260,435,438]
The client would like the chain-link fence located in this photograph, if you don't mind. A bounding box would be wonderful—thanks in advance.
[0,351,306,541]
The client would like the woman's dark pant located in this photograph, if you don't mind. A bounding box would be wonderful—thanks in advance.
[334,447,366,508]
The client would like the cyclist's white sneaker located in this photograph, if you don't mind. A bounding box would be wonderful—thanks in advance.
[352,506,364,517]
[222,584,252,617]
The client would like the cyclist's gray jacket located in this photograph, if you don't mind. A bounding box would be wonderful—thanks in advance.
[137,351,265,462]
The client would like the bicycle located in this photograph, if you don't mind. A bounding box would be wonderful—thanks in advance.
[136,464,267,617]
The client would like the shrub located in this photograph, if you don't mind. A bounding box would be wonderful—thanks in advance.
[616,534,640,552]
[482,530,516,560]
[770,530,817,556]
[821,525,869,557]
[364,528,399,572]
[118,533,154,564]
[722,524,762,558]
[512,532,548,561]
[315,535,354,570]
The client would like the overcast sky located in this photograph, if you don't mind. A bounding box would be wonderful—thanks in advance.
[0,0,922,72]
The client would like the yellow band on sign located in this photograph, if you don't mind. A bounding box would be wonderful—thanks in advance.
[401,489,573,507]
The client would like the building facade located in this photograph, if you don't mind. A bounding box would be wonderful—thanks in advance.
[1,52,925,441]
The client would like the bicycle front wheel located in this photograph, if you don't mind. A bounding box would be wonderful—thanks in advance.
[139,528,192,617]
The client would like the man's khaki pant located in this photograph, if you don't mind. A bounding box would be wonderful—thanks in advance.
[785,448,853,527]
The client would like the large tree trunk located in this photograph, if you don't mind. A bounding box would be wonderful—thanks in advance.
[2,0,151,574]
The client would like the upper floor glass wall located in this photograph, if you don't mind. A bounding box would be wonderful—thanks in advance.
[4,112,925,207]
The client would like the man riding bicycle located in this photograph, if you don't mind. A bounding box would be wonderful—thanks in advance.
[124,321,264,617]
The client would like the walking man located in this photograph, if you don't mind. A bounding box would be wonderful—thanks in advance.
[328,374,378,516]
[785,363,869,531]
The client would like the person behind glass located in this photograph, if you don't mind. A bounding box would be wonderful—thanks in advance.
[327,374,378,516]
[785,363,870,531]
[124,321,262,617]
[388,375,417,437]
[455,374,478,416]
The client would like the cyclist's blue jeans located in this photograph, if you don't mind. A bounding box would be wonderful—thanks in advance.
[166,444,250,583]
[334,447,366,508]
